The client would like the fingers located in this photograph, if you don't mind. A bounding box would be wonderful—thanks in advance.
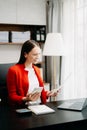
[26,92,41,101]
[31,93,40,101]
[47,91,58,97]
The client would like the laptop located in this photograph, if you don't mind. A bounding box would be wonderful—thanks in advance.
[57,98,87,111]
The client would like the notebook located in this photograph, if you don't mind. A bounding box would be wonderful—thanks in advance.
[57,98,87,111]
[28,104,55,115]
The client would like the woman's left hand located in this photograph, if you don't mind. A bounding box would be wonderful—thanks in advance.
[47,90,58,97]
[46,87,61,97]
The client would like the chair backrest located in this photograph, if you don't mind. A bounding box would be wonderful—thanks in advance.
[0,63,15,105]
[0,63,15,86]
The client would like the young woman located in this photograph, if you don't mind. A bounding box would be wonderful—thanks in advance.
[7,40,58,108]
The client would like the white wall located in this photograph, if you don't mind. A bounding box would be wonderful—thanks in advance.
[0,44,22,63]
[0,0,46,25]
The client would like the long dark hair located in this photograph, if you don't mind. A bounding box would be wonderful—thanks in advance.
[17,40,40,64]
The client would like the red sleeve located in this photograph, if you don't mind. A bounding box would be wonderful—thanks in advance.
[7,67,23,105]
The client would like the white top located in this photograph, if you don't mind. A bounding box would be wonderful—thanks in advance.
[25,67,41,105]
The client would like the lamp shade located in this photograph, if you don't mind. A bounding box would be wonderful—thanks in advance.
[43,33,65,56]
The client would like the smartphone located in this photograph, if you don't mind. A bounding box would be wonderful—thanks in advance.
[16,108,31,113]
[16,108,32,116]
[32,87,43,94]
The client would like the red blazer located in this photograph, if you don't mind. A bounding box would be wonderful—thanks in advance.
[7,64,47,107]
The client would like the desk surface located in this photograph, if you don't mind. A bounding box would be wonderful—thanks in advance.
[0,101,87,130]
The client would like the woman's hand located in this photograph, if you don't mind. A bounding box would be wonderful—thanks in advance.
[22,92,41,102]
[27,92,41,101]
[47,91,58,97]
[46,88,61,97]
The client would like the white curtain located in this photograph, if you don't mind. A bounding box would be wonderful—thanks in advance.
[45,0,62,101]
[46,0,87,101]
[60,0,87,100]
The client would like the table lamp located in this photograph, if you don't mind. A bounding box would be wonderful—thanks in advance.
[43,33,65,100]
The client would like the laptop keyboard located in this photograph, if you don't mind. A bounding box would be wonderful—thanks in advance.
[69,102,83,109]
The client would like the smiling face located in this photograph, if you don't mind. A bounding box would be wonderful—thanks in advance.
[24,46,41,64]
